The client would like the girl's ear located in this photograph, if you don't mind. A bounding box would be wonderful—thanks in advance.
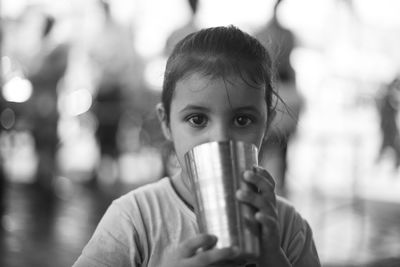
[156,103,172,141]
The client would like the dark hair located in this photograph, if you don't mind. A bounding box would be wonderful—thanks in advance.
[188,0,198,14]
[42,15,55,38]
[161,25,277,124]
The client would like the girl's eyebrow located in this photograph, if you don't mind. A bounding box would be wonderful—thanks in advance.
[234,106,262,116]
[179,104,210,113]
[179,105,262,116]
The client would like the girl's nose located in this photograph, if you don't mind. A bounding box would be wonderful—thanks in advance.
[208,124,231,142]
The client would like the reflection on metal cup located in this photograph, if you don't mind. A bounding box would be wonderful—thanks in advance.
[184,140,260,260]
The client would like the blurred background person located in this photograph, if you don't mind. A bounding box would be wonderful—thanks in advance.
[376,76,400,169]
[88,0,138,185]
[164,0,199,56]
[255,0,303,195]
[0,125,5,232]
[25,12,70,196]
[0,15,5,231]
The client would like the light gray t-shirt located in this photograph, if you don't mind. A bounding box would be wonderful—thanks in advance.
[72,178,320,267]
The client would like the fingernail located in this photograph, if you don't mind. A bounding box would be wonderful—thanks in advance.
[243,170,252,180]
[236,190,244,199]
[255,212,263,221]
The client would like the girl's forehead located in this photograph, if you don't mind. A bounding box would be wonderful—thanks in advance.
[179,71,262,89]
[172,73,267,108]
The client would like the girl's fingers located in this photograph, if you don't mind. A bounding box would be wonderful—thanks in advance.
[253,165,276,186]
[237,166,278,217]
[243,167,275,194]
[180,234,217,257]
[255,212,281,249]
[191,246,241,265]
[239,169,276,207]
[255,212,279,233]
[179,235,245,266]
[236,188,277,216]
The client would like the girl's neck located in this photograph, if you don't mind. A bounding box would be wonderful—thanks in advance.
[171,171,195,208]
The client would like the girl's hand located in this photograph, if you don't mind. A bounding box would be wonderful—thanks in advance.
[161,234,245,267]
[236,166,292,266]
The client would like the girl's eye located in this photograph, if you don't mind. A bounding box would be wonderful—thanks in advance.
[187,114,208,127]
[234,115,253,127]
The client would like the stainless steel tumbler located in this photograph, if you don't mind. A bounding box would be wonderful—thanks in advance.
[184,140,260,260]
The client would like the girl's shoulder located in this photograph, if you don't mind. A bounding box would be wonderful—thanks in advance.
[110,177,195,221]
[276,197,320,265]
[113,177,172,207]
[275,196,310,235]
[276,195,297,215]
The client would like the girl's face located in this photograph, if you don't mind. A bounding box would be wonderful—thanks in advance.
[162,73,269,175]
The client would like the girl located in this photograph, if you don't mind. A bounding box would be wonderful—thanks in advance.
[73,25,321,267]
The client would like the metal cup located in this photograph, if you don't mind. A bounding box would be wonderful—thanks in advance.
[184,140,260,260]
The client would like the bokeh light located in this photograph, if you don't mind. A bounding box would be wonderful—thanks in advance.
[2,76,33,103]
